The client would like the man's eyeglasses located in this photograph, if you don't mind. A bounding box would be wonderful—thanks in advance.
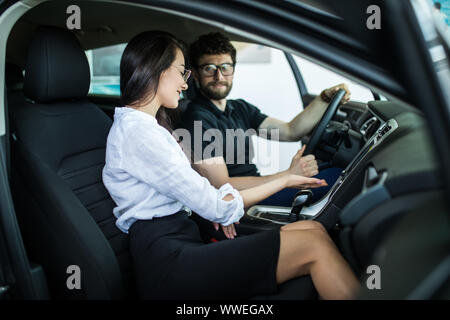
[198,63,235,77]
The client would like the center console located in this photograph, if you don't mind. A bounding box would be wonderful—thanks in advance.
[245,119,398,225]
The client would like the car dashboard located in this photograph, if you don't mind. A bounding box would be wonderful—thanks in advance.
[244,100,442,273]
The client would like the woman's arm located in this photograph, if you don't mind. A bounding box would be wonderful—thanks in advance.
[217,174,327,239]
[238,174,327,208]
[192,148,319,191]
[221,174,326,208]
[193,156,290,190]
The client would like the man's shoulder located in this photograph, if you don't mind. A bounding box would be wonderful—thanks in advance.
[185,98,209,112]
[228,98,250,106]
[228,98,259,113]
[181,99,217,124]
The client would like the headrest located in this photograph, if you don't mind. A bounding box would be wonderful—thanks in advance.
[5,63,24,89]
[24,26,90,102]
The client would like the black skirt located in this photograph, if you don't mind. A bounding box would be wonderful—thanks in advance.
[129,211,280,300]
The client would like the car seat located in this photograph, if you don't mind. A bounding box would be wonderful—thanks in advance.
[9,26,133,299]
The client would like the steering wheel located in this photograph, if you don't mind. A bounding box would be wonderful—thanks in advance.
[304,89,346,155]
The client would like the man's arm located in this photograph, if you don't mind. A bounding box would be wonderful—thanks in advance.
[193,145,318,190]
[259,83,351,142]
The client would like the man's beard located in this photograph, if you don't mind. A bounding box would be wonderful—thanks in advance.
[200,81,233,100]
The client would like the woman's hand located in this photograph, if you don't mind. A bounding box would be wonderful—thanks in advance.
[212,222,239,239]
[285,174,328,189]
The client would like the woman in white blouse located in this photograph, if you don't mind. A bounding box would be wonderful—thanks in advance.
[103,31,360,300]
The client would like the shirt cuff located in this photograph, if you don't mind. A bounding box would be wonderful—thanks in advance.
[216,183,244,226]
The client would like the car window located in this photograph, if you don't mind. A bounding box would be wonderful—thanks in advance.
[227,42,303,175]
[85,43,125,96]
[293,55,374,103]
[226,42,375,175]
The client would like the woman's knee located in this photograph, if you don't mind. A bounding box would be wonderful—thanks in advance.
[308,220,327,233]
[280,220,327,233]
[291,228,336,260]
[279,228,333,263]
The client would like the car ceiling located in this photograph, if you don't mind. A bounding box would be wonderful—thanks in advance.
[6,0,254,68]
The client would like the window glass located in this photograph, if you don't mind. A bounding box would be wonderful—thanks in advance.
[431,0,450,26]
[85,43,125,95]
[293,55,374,103]
[228,43,302,175]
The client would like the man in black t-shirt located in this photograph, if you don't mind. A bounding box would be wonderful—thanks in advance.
[181,32,350,211]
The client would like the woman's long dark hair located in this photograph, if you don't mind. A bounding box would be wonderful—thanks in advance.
[120,31,186,131]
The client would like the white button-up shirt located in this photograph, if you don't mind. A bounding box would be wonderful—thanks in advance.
[103,107,244,233]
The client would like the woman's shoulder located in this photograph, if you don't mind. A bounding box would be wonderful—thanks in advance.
[114,108,178,146]
[113,108,157,133]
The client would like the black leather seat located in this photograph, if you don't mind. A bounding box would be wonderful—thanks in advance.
[10,26,134,299]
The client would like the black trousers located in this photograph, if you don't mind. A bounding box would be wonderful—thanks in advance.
[129,211,280,300]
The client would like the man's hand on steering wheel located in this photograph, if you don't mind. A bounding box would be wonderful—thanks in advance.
[304,85,350,155]
[320,83,351,104]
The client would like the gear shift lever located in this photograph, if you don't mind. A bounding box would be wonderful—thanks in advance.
[288,190,313,222]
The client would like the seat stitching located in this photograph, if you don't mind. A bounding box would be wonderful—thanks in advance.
[96,213,117,226]
[57,146,106,173]
[71,180,105,194]
[60,161,105,178]
[83,195,112,212]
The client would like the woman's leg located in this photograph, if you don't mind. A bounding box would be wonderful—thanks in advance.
[276,221,360,299]
[280,219,327,233]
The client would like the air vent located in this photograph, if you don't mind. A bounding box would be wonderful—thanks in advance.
[373,119,398,145]
[377,123,392,139]
[360,116,377,136]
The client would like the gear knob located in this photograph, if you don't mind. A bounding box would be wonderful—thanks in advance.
[288,190,314,222]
